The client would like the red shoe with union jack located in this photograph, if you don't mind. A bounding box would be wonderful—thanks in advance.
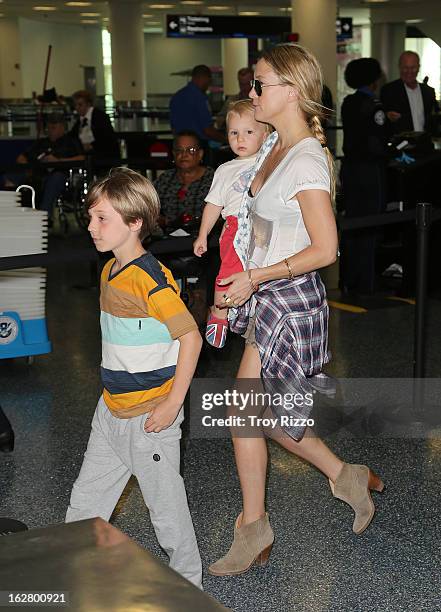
[205,314,228,348]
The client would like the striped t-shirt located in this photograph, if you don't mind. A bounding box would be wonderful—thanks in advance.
[100,251,198,418]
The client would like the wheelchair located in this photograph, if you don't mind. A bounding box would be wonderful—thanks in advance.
[55,167,90,233]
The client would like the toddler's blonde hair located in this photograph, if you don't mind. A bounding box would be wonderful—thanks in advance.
[226,99,272,134]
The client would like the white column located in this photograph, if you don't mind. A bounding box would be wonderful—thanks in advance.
[108,0,146,104]
[371,23,406,82]
[221,38,248,96]
[291,0,337,100]
[292,0,338,289]
[0,18,23,99]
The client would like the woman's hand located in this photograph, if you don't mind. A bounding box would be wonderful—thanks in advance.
[193,234,207,257]
[217,271,255,308]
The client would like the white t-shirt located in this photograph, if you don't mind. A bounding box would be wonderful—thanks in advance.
[205,155,257,219]
[247,137,330,269]
[405,83,425,132]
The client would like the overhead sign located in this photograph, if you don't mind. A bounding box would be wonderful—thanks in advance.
[336,17,353,41]
[167,15,290,39]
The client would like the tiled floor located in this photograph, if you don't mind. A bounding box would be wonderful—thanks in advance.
[1,231,440,611]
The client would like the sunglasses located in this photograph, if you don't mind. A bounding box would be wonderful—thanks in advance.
[250,79,285,97]
[173,146,200,156]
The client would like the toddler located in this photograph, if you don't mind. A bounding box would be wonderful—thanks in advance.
[193,100,270,348]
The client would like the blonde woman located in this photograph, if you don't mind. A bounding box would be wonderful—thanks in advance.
[209,44,384,577]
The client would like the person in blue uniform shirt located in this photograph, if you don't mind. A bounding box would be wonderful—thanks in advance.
[169,65,225,145]
[340,58,388,295]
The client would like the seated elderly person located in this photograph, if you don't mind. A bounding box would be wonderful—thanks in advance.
[6,114,84,223]
[154,130,214,226]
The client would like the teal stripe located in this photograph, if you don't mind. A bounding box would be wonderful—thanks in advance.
[101,312,172,346]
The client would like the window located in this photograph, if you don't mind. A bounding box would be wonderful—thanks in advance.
[101,28,114,110]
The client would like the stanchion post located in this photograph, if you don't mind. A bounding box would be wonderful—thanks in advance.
[413,202,431,379]
[413,202,431,416]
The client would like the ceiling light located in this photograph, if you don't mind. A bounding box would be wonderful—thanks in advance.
[405,18,423,24]
[81,12,100,16]
[239,11,260,15]
[66,1,92,5]
[81,19,98,23]
[148,4,174,8]
[207,5,230,9]
[143,13,153,17]
[181,1,204,4]
[33,5,57,10]
[279,6,292,11]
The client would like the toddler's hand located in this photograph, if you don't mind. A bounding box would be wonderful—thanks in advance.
[193,235,207,257]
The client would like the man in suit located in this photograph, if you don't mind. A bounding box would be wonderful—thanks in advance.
[380,51,439,135]
[382,52,440,296]
[69,90,120,159]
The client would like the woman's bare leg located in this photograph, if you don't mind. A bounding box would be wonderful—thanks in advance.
[234,343,345,527]
[266,424,343,483]
[233,344,267,525]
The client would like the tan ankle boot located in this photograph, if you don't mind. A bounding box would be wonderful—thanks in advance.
[208,513,274,576]
[329,464,384,535]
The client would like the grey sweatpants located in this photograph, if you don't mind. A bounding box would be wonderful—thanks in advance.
[66,396,202,588]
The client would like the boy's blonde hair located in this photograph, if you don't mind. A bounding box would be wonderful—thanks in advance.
[87,167,160,241]
[261,43,336,204]
[226,99,272,134]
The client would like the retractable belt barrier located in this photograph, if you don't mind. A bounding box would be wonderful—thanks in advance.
[1,205,439,385]
[338,203,441,386]
[0,156,170,175]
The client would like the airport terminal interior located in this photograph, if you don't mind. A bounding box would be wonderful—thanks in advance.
[1,0,441,610]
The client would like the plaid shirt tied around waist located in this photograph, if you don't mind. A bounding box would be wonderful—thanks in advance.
[231,272,335,441]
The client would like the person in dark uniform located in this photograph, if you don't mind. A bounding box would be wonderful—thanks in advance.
[340,58,388,295]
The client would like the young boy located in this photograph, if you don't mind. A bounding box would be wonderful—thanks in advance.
[66,168,203,588]
[193,100,271,348]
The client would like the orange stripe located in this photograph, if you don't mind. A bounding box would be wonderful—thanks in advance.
[328,300,367,314]
[103,377,174,411]
[387,296,416,306]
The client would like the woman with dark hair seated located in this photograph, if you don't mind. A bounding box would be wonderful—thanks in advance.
[154,130,214,227]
